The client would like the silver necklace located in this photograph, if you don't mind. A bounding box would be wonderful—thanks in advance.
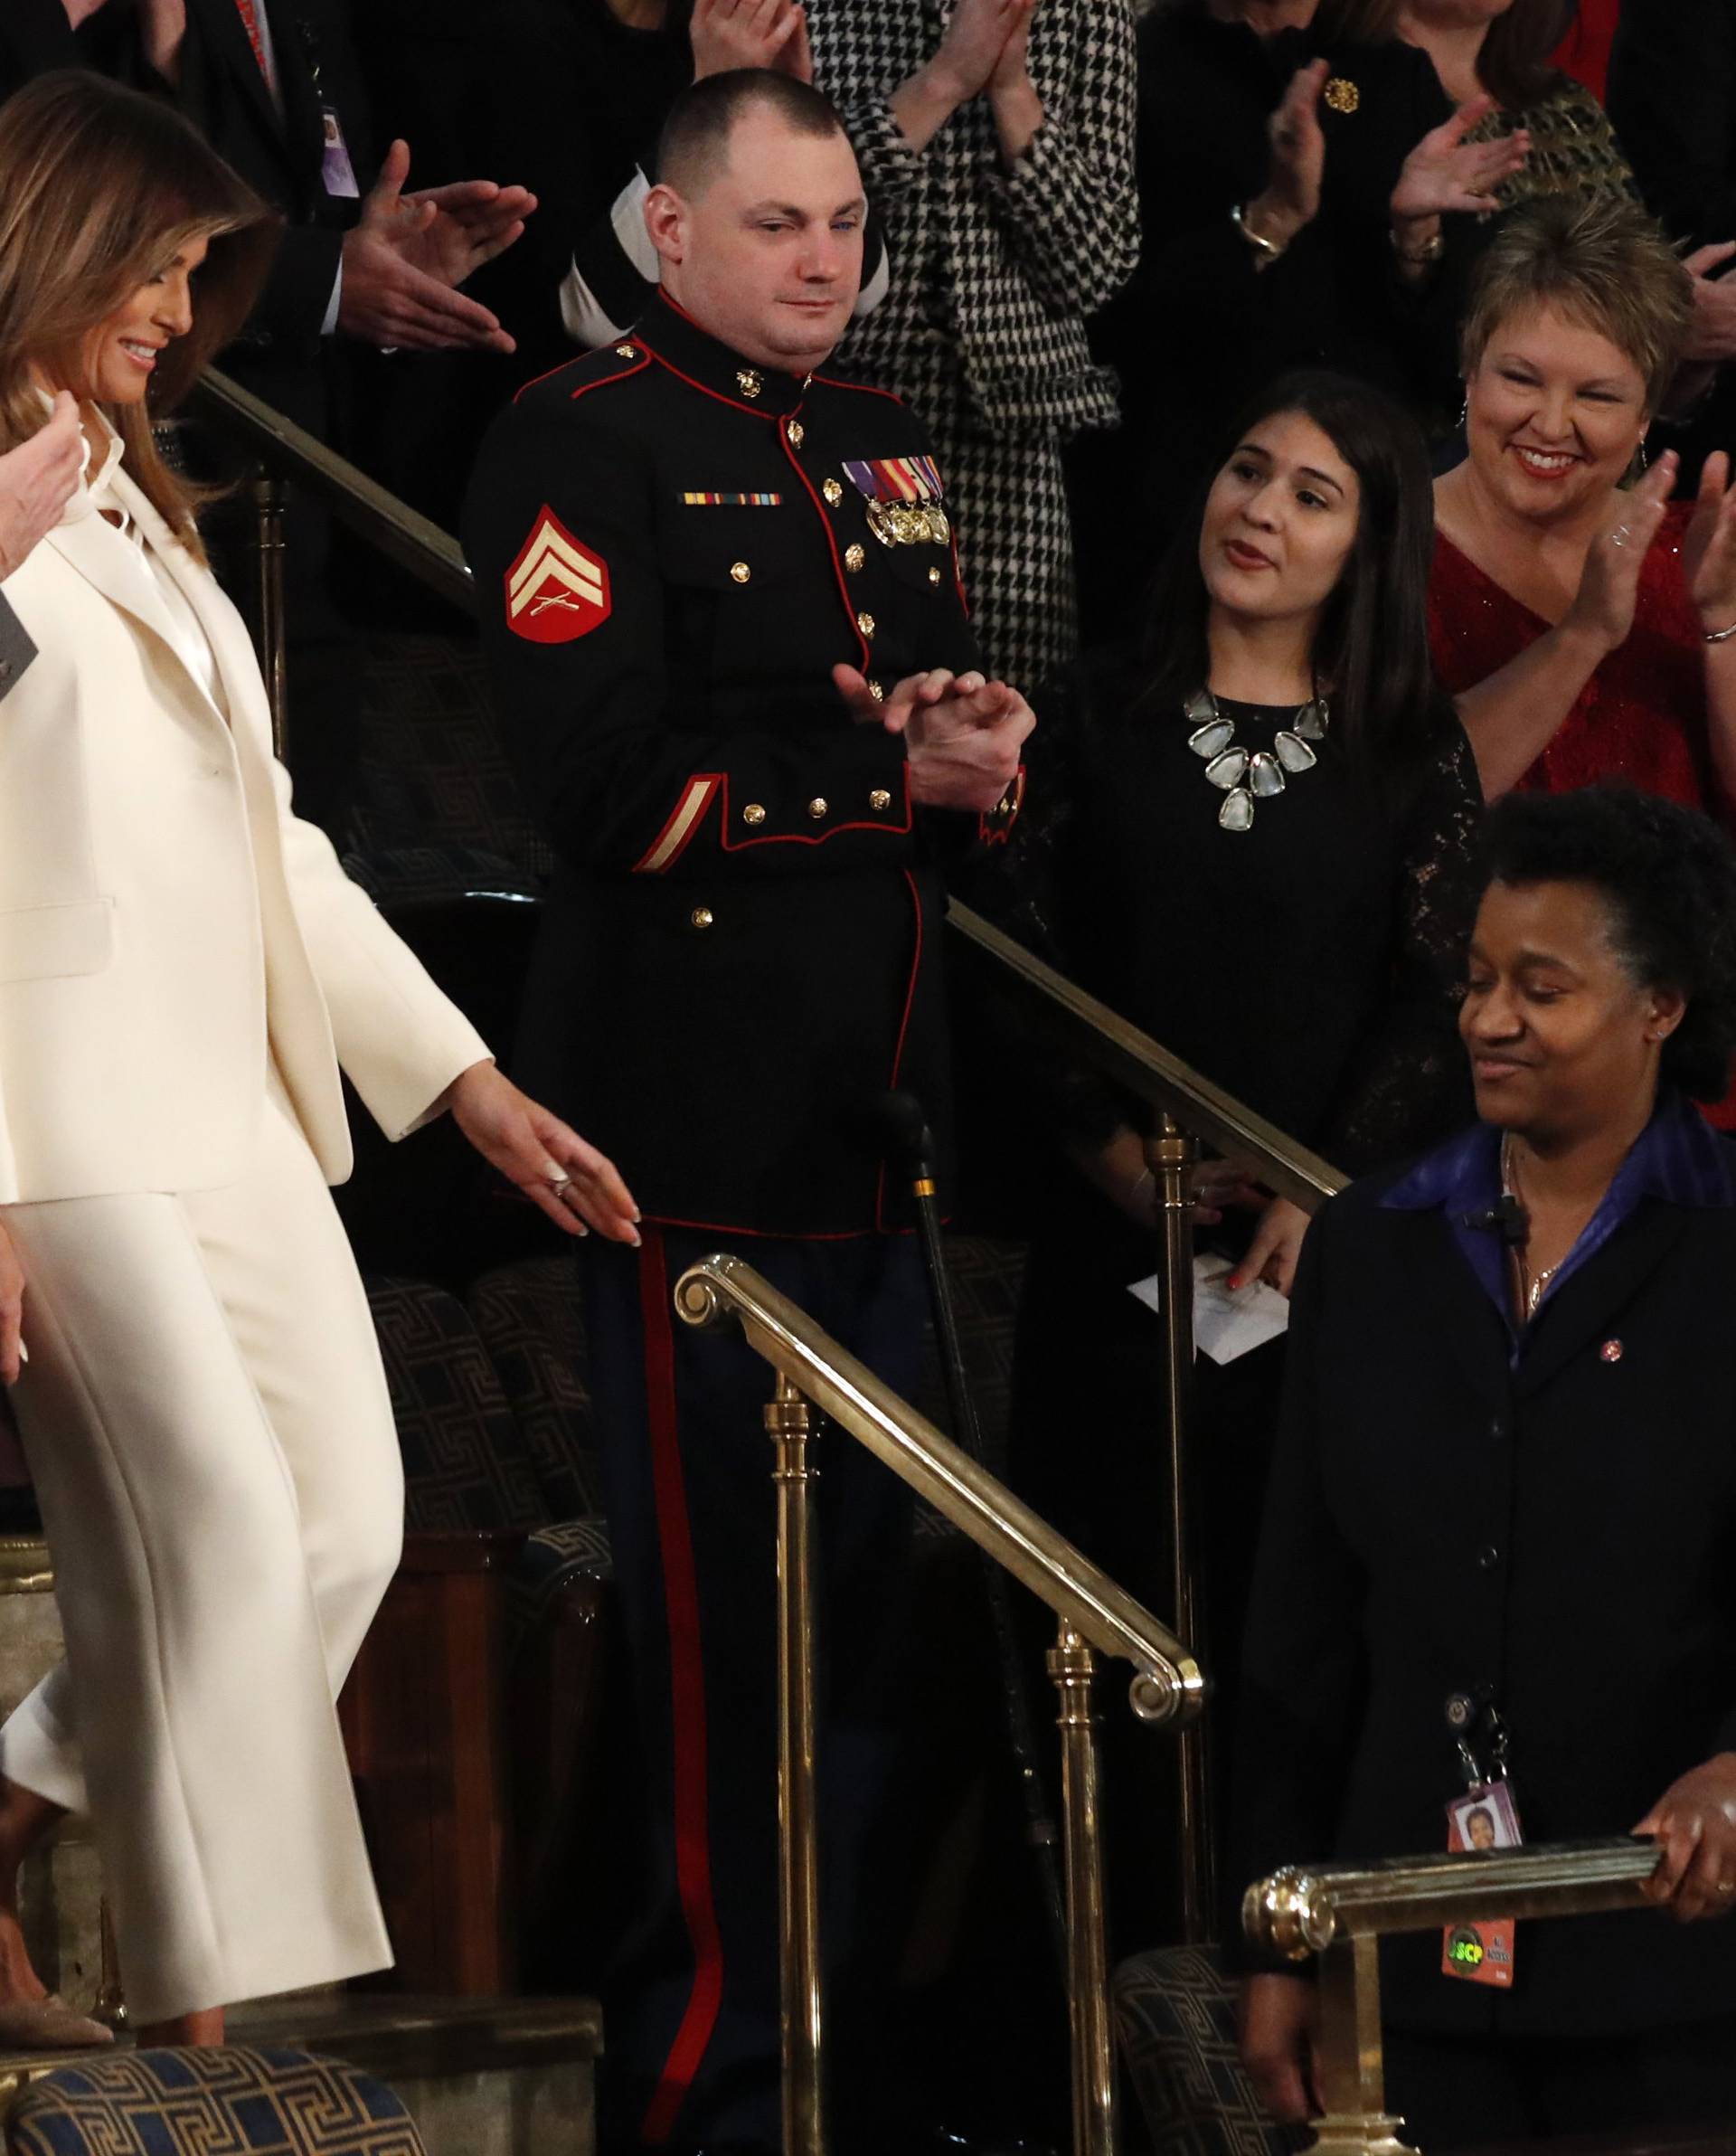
[1185,686,1329,832]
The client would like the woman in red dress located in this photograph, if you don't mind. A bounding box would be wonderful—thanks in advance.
[1429,194,1736,1112]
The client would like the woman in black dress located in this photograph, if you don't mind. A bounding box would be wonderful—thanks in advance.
[995,372,1480,1934]
[1235,788,1736,2145]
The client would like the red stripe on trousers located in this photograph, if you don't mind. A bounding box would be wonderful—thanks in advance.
[637,1227,726,2145]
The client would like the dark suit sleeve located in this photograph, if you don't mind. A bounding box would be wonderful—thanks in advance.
[1608,0,1736,243]
[0,593,35,700]
[1223,1195,1371,1966]
[255,227,345,355]
[464,391,925,882]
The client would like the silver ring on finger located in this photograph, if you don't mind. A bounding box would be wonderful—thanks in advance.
[548,1174,573,1195]
[1611,526,1633,548]
[1718,1879,1736,1896]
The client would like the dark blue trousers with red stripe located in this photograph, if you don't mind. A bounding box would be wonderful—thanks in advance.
[580,1223,926,2151]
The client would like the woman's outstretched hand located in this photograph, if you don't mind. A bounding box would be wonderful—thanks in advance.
[1230,1195,1311,1297]
[1636,1754,1736,1922]
[1244,61,1330,253]
[445,1063,641,1244]
[1390,95,1529,227]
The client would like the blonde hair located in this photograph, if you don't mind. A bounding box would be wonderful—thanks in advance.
[0,71,278,555]
[1459,195,1694,411]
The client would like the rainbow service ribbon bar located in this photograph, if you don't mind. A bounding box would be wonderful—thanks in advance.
[680,492,783,506]
[844,456,950,547]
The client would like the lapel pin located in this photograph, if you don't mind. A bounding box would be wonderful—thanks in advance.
[1600,1339,1624,1363]
[1324,77,1361,114]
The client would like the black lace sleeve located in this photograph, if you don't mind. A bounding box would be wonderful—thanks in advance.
[1325,722,1484,1177]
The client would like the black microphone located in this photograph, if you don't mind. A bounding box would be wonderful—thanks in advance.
[1459,1192,1530,1246]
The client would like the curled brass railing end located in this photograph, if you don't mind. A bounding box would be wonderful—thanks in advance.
[1242,1866,1335,1962]
[675,1259,736,1332]
[1128,1654,1208,1728]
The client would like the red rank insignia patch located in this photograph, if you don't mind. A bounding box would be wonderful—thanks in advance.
[506,506,611,643]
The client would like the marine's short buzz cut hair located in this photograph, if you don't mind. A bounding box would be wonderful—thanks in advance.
[1459,194,1694,411]
[655,69,851,198]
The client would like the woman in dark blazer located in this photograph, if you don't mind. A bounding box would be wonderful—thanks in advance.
[1234,785,1736,2146]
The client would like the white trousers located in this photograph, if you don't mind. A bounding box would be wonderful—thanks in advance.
[0,1077,400,2022]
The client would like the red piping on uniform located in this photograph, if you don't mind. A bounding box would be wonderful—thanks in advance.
[810,370,906,406]
[874,868,927,1234]
[512,348,651,404]
[646,349,779,422]
[716,766,911,854]
[637,1227,725,2147]
[634,773,722,875]
[779,429,871,671]
[643,1211,893,1242]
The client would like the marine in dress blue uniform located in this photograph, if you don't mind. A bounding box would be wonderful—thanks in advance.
[465,276,1020,2148]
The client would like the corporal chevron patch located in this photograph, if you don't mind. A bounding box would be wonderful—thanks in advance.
[506,506,611,644]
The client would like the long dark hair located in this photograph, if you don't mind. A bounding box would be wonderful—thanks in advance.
[0,71,275,554]
[1136,369,1446,803]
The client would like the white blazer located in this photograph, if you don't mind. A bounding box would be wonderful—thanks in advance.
[0,429,489,1205]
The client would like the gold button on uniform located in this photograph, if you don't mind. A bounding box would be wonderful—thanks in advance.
[929,567,943,586]
[856,611,876,638]
[787,421,805,448]
[736,368,763,400]
[615,344,637,359]
[730,562,751,584]
[844,544,865,572]
[823,478,844,506]
[691,906,714,929]
[807,798,827,819]
[743,803,766,826]
[870,789,892,811]
[868,679,885,703]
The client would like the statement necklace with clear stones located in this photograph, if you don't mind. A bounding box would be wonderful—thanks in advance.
[1184,686,1329,832]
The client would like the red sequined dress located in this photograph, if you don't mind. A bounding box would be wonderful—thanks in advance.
[1429,502,1736,1122]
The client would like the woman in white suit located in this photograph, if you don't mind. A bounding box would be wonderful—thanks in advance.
[0,71,641,2051]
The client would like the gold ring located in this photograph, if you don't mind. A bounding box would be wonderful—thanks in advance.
[1718,1880,1735,1896]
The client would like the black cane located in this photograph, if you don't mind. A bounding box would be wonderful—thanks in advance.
[876,1091,1070,1973]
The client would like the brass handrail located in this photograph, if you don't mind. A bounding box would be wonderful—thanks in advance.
[947,901,1344,1212]
[191,370,477,615]
[675,1252,1203,1723]
[676,1250,1205,2156]
[1246,1837,1660,1955]
[1241,1839,1664,2156]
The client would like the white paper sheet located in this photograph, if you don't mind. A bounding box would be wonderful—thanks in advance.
[1127,1252,1291,1365]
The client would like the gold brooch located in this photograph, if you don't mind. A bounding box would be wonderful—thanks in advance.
[1324,76,1360,114]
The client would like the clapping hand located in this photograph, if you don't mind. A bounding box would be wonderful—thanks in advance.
[691,0,813,82]
[1564,450,1679,655]
[1390,95,1529,227]
[444,1064,641,1244]
[1246,61,1330,251]
[929,0,1036,105]
[1684,450,1736,638]
[339,140,535,355]
[0,393,81,582]
[833,663,1033,812]
[1637,1754,1736,1922]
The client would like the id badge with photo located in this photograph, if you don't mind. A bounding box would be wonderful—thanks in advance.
[321,107,360,199]
[1441,1777,1523,1988]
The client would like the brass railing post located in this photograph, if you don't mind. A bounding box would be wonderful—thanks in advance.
[250,472,289,761]
[1147,1115,1214,1940]
[767,1373,825,2156]
[1048,1623,1115,2156]
[1307,1936,1407,2156]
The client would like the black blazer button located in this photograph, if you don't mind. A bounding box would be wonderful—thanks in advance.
[1477,1546,1501,1572]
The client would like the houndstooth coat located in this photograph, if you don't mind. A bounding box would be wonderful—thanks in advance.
[823,0,1139,684]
